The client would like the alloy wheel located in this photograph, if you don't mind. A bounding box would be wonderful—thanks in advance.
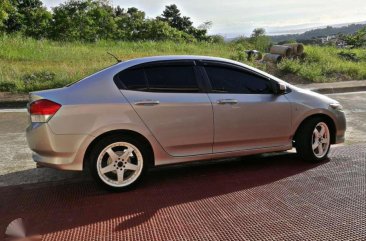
[311,122,330,158]
[96,142,143,187]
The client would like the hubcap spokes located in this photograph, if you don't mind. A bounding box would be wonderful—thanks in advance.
[97,142,143,187]
[312,122,330,158]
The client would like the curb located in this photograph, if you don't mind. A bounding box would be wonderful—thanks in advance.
[0,92,28,109]
[0,101,28,109]
[311,85,366,94]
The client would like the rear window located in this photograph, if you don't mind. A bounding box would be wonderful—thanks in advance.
[117,68,147,91]
[144,66,200,93]
[115,65,201,93]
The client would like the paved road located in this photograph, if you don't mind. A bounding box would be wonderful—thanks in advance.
[0,91,365,186]
[327,91,366,144]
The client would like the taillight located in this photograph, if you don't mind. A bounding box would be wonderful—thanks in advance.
[29,99,61,123]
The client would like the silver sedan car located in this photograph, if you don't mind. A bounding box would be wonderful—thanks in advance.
[26,55,346,190]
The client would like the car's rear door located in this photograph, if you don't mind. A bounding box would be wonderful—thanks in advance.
[116,60,213,157]
[200,61,292,153]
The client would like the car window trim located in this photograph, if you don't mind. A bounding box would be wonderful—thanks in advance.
[114,60,207,93]
[130,60,195,69]
[197,60,271,81]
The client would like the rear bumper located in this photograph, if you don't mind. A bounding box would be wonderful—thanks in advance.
[32,152,82,170]
[26,122,88,171]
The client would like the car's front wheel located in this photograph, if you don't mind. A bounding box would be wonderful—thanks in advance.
[89,135,149,191]
[296,118,331,162]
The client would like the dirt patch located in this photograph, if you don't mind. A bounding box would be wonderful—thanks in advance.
[0,92,28,108]
[0,92,28,102]
[279,73,312,85]
[327,73,353,82]
[264,63,311,85]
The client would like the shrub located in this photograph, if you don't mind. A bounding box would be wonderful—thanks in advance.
[277,59,302,74]
[298,64,324,82]
[0,81,16,92]
[229,46,247,62]
[210,34,225,44]
[21,71,62,92]
[337,51,360,62]
[23,71,55,84]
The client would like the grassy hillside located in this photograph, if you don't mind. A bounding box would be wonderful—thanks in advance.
[0,35,365,93]
[277,46,366,82]
[270,23,366,43]
[0,36,247,92]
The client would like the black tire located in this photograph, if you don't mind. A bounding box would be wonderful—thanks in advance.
[89,134,152,191]
[295,117,331,163]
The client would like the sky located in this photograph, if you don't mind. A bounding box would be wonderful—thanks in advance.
[43,0,366,37]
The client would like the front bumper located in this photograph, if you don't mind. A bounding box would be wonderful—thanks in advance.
[26,122,88,170]
[334,110,346,144]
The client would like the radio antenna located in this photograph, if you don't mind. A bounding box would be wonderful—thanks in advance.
[107,52,122,63]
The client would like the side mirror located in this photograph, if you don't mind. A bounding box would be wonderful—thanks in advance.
[275,82,287,95]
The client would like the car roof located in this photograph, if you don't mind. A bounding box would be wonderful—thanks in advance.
[77,55,289,89]
[112,55,286,84]
[102,55,239,77]
[121,55,233,65]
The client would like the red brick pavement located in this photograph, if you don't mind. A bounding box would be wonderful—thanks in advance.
[1,145,365,241]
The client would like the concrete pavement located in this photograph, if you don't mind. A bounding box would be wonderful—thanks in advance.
[0,111,87,186]
[327,91,366,143]
[297,80,366,94]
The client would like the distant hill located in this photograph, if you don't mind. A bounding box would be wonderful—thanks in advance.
[270,23,366,43]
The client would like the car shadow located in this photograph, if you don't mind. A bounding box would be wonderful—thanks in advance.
[0,152,329,237]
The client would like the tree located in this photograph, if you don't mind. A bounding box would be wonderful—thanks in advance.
[158,4,192,33]
[1,0,211,42]
[343,27,366,48]
[198,21,212,31]
[210,34,225,44]
[114,7,146,40]
[251,28,266,38]
[249,28,271,51]
[158,4,210,41]
[138,19,195,42]
[5,0,51,39]
[0,0,13,31]
[51,0,117,41]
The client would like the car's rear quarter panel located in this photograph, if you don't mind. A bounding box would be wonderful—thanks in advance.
[28,64,170,169]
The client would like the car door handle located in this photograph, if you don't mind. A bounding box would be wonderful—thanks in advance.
[217,99,238,104]
[134,100,160,106]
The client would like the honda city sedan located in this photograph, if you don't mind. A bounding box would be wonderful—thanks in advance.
[26,56,346,190]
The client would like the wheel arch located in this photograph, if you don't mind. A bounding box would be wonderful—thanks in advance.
[293,114,336,146]
[83,129,155,170]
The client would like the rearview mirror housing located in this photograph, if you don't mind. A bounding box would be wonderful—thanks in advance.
[275,82,287,95]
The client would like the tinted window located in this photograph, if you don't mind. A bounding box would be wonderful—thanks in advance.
[145,66,200,93]
[205,66,272,94]
[117,68,147,91]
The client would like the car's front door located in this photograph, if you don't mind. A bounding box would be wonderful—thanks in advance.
[117,61,213,157]
[201,62,292,153]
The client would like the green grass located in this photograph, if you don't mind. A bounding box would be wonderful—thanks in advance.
[0,35,253,92]
[277,46,366,82]
[0,35,365,92]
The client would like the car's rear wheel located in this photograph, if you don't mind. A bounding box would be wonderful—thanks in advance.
[89,135,149,191]
[296,118,331,162]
